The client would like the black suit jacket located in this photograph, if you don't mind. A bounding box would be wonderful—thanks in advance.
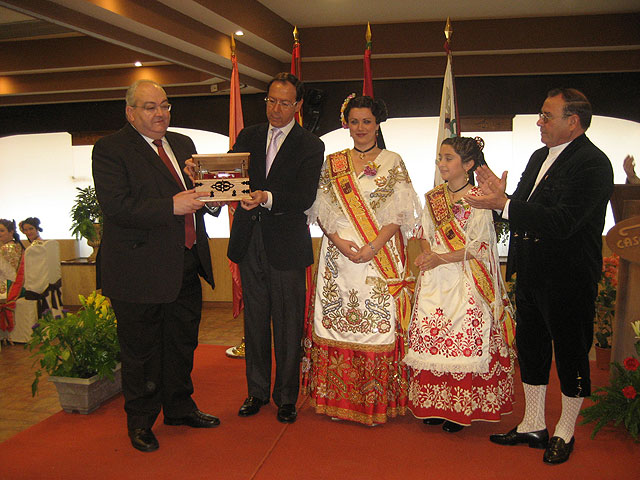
[506,133,613,289]
[92,123,214,303]
[227,122,324,270]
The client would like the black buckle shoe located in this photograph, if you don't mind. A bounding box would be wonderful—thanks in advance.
[543,436,574,464]
[489,427,549,449]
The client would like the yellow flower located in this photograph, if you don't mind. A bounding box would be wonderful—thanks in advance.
[632,320,640,340]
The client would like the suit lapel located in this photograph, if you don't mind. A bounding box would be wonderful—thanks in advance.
[253,124,269,180]
[514,150,547,201]
[528,134,586,202]
[125,124,179,188]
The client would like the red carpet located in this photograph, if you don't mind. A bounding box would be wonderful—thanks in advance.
[0,345,636,480]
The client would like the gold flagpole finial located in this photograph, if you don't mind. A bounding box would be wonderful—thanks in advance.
[366,22,372,43]
[444,17,453,43]
[230,33,236,55]
[293,26,299,42]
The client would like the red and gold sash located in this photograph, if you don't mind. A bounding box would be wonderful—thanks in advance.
[328,149,414,333]
[425,183,516,347]
[0,254,25,333]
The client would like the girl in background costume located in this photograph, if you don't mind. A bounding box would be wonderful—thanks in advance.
[404,137,515,432]
[302,95,421,425]
[0,219,24,297]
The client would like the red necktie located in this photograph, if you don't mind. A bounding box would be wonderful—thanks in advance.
[153,139,196,249]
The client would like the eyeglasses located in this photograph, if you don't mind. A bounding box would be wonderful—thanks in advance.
[264,97,297,109]
[131,103,172,113]
[538,111,569,123]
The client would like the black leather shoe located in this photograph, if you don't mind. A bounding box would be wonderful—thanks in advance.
[489,427,549,449]
[277,404,297,423]
[128,428,159,452]
[423,418,445,425]
[164,410,220,428]
[238,396,269,417]
[543,436,574,465]
[442,421,465,433]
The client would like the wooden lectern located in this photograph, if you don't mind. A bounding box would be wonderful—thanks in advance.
[606,184,640,367]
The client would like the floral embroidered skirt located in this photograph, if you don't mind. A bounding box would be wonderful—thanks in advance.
[407,325,514,425]
[307,333,408,425]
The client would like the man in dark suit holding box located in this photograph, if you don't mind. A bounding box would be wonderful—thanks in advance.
[228,73,324,424]
[93,79,220,453]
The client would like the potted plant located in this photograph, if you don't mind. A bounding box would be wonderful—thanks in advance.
[26,291,121,414]
[580,320,640,441]
[69,186,102,260]
[594,254,618,369]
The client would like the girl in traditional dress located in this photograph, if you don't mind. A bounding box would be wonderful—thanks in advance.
[303,95,421,425]
[19,217,44,245]
[404,137,515,432]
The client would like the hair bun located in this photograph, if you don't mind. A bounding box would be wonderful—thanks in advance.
[474,136,485,151]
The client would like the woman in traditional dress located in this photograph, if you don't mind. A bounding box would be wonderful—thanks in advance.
[303,95,421,425]
[0,219,24,297]
[404,137,515,433]
[19,217,44,246]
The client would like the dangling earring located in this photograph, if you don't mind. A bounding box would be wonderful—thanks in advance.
[465,171,469,182]
[375,129,379,137]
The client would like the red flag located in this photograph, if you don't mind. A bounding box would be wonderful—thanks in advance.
[290,26,314,319]
[290,26,303,126]
[362,23,385,148]
[363,23,374,97]
[228,35,244,318]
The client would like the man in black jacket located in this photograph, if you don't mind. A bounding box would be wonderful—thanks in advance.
[93,80,220,453]
[228,73,324,424]
[467,88,613,465]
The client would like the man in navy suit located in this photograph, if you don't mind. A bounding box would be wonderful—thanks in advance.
[467,89,613,465]
[93,80,220,453]
[228,73,324,423]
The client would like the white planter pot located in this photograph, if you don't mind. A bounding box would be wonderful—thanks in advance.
[48,363,122,414]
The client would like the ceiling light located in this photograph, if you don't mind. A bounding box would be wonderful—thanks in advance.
[235,30,244,36]
[134,61,142,67]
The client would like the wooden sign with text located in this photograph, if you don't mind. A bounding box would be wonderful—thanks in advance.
[606,215,640,264]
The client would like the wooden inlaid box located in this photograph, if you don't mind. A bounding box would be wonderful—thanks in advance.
[192,153,251,201]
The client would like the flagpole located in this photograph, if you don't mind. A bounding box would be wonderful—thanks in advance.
[291,26,303,126]
[434,17,460,186]
[226,33,246,358]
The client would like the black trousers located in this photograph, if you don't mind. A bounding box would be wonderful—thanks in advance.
[239,225,306,406]
[111,247,202,430]
[515,279,596,398]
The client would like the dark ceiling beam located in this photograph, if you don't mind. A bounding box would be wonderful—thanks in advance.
[0,82,231,107]
[0,65,210,96]
[300,13,640,58]
[0,0,270,89]
[0,37,161,74]
[301,49,640,81]
[189,0,293,53]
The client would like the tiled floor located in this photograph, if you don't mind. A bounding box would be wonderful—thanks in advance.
[0,302,243,443]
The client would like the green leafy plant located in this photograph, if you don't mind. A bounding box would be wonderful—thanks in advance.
[69,186,102,242]
[580,320,640,441]
[594,254,618,348]
[26,292,120,396]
